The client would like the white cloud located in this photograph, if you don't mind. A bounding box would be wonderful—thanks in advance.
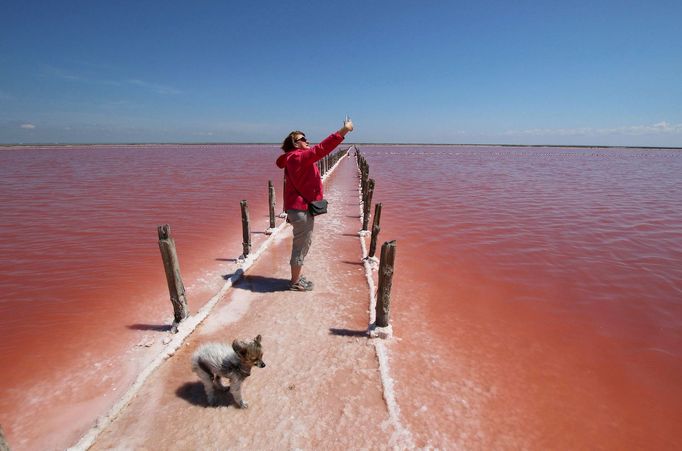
[20,123,36,129]
[127,79,181,95]
[504,122,682,137]
[42,65,84,81]
[41,65,179,95]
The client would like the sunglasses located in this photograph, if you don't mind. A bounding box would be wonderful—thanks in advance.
[294,136,307,143]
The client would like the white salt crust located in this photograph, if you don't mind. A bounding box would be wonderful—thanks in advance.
[356,156,415,448]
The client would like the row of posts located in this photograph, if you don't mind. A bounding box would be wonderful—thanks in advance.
[355,147,396,329]
[157,147,349,333]
[357,150,382,260]
[316,149,345,176]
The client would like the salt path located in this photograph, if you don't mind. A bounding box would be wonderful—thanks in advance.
[75,153,412,450]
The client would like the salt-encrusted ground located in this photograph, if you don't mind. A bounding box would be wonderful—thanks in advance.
[84,155,407,450]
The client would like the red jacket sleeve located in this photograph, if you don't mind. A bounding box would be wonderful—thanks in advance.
[295,133,345,167]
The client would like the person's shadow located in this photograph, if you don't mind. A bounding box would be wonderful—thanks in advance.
[232,275,290,293]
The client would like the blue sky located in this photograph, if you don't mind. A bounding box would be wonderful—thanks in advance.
[1,0,681,146]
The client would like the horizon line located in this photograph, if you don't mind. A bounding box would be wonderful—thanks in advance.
[1,142,681,150]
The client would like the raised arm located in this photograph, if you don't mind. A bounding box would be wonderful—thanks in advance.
[294,119,355,167]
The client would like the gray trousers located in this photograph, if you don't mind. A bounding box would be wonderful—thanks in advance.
[287,209,315,266]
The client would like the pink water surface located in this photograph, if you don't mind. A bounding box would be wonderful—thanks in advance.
[2,144,681,449]
[0,144,284,448]
[360,146,682,448]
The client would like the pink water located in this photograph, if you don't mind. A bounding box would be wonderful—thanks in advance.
[360,146,682,449]
[0,144,284,449]
[1,144,681,449]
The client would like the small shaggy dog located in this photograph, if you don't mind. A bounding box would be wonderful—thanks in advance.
[191,335,265,408]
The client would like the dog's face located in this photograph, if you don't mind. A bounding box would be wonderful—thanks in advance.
[232,335,266,368]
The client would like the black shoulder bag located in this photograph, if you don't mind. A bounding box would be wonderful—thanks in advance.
[307,199,328,216]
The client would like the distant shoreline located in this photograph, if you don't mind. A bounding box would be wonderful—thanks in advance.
[1,142,681,150]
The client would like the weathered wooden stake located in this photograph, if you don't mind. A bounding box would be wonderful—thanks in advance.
[362,178,375,231]
[281,175,287,216]
[375,240,397,327]
[268,180,276,229]
[368,203,382,258]
[0,424,9,451]
[240,200,251,257]
[157,224,189,333]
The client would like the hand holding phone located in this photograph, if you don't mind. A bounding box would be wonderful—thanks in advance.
[343,114,354,132]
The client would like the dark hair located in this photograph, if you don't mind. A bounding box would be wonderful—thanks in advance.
[281,130,305,152]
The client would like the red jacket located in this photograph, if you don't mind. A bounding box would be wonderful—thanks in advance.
[276,132,345,211]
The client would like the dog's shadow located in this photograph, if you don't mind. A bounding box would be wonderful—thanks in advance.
[176,382,237,408]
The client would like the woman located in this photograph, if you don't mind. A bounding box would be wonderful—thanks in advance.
[276,119,354,291]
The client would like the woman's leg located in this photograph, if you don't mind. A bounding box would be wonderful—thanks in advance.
[291,264,302,284]
[287,209,315,283]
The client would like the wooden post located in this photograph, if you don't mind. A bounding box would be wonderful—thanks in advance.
[268,180,276,229]
[240,200,251,257]
[281,174,287,216]
[0,425,9,451]
[362,178,375,231]
[368,203,382,258]
[375,240,397,328]
[157,224,189,333]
